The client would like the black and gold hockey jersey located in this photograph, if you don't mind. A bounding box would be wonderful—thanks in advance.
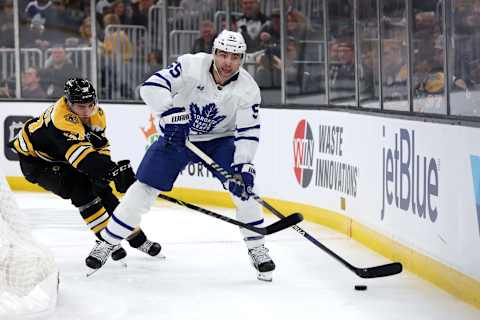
[11,96,116,179]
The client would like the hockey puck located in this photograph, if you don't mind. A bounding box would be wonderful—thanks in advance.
[354,285,367,291]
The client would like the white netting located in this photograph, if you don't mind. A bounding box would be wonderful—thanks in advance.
[0,169,58,318]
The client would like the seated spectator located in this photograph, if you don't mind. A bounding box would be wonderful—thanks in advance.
[287,9,310,41]
[100,13,134,99]
[286,9,311,62]
[112,0,132,24]
[414,10,438,39]
[255,37,303,92]
[64,0,87,27]
[145,50,162,75]
[78,16,93,46]
[22,67,47,99]
[454,0,480,34]
[40,45,80,97]
[100,13,133,62]
[0,0,14,47]
[237,0,270,53]
[259,8,280,50]
[20,14,50,49]
[329,41,355,93]
[0,68,47,99]
[416,36,467,96]
[0,77,15,98]
[131,0,155,27]
[47,0,84,45]
[192,20,216,54]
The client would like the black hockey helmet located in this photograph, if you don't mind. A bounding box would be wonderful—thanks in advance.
[64,78,96,104]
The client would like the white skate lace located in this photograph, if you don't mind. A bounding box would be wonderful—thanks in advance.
[249,246,271,265]
[90,240,115,263]
[137,240,154,254]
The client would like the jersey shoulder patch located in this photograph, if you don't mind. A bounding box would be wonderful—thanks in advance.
[51,97,86,138]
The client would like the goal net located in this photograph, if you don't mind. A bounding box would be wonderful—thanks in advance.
[0,169,58,318]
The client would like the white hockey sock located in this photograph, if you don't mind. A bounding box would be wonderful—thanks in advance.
[232,195,266,249]
[100,181,160,244]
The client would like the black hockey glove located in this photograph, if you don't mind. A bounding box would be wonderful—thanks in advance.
[228,163,256,201]
[106,160,136,193]
[160,107,190,150]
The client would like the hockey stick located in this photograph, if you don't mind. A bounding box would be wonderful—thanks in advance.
[185,141,402,279]
[185,141,302,220]
[157,193,302,235]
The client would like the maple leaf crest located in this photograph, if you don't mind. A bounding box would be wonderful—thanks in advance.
[189,103,226,134]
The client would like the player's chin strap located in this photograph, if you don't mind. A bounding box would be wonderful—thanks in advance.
[185,140,403,279]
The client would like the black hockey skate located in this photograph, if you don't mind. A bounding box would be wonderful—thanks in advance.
[127,230,164,259]
[86,240,116,270]
[248,245,275,282]
[135,239,163,257]
[111,244,127,261]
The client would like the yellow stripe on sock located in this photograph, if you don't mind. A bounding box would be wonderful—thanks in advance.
[84,207,107,223]
[91,219,110,233]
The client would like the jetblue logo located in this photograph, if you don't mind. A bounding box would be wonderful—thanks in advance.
[293,120,314,188]
[381,127,439,222]
[189,103,226,134]
[469,155,480,236]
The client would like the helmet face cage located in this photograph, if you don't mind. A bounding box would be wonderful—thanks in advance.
[213,30,247,66]
[64,78,97,105]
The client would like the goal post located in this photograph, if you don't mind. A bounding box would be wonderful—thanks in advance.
[0,169,59,318]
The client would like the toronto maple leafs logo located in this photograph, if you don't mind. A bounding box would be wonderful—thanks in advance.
[189,103,226,134]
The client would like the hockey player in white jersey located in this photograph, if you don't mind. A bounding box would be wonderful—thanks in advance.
[85,30,275,281]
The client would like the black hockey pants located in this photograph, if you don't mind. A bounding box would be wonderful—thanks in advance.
[18,155,119,212]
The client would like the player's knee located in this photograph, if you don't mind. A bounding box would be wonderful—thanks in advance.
[122,181,160,213]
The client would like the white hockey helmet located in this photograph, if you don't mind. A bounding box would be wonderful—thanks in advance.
[213,30,247,64]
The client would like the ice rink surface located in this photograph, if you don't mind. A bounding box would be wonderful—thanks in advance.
[14,192,480,320]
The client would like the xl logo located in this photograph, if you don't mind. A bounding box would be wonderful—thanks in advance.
[293,120,314,188]
[4,115,33,161]
[381,127,439,222]
[469,155,480,236]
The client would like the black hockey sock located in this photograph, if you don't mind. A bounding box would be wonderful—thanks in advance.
[127,229,147,248]
[79,197,111,236]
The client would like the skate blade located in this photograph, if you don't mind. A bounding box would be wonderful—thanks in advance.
[86,267,100,277]
[154,253,166,260]
[257,271,273,282]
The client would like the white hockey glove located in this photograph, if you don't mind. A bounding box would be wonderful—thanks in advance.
[160,107,190,150]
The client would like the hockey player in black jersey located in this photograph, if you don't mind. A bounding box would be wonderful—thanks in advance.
[9,78,161,265]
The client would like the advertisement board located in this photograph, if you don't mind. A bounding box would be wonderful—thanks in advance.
[258,108,480,280]
[1,101,479,280]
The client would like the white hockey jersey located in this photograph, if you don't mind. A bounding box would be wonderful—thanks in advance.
[140,53,262,165]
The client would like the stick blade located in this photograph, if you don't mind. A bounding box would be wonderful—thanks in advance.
[265,213,303,234]
[355,262,403,278]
